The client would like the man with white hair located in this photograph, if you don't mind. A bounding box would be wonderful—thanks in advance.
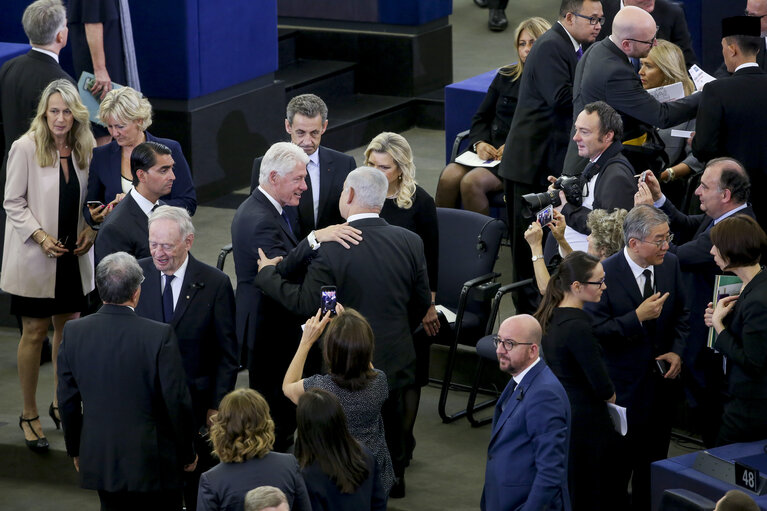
[256,166,431,497]
[231,141,359,452]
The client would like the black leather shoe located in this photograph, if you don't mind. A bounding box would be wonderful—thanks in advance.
[19,415,49,453]
[488,9,508,32]
[49,402,61,430]
[474,0,488,7]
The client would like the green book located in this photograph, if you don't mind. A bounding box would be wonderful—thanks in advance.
[707,275,743,349]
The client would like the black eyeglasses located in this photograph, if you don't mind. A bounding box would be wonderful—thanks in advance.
[626,26,660,46]
[493,336,533,351]
[582,276,606,286]
[636,233,674,249]
[745,9,767,18]
[571,12,606,25]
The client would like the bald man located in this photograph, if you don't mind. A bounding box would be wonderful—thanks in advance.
[481,315,571,511]
[563,5,700,172]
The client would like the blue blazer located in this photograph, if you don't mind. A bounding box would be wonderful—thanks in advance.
[86,132,197,223]
[481,360,571,511]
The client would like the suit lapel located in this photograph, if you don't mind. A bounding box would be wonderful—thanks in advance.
[317,146,334,224]
[254,189,298,245]
[489,361,545,445]
[694,216,713,237]
[615,253,644,307]
[171,255,202,327]
[141,264,164,322]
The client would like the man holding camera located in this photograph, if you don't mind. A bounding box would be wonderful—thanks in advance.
[554,101,636,252]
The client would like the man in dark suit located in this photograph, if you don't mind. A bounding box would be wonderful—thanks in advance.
[95,141,175,265]
[692,16,767,225]
[233,141,359,452]
[249,94,356,240]
[565,5,699,171]
[597,0,698,68]
[635,158,754,445]
[134,206,239,510]
[499,0,603,311]
[585,205,689,510]
[481,314,571,511]
[715,1,767,76]
[255,166,431,496]
[58,252,197,510]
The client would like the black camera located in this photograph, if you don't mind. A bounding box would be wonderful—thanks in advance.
[521,175,583,219]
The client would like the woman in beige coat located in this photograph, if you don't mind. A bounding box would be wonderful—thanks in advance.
[1,79,96,452]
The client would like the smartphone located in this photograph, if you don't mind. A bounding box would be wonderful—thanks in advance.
[87,200,104,208]
[656,359,670,376]
[640,171,648,183]
[320,286,337,316]
[536,205,553,226]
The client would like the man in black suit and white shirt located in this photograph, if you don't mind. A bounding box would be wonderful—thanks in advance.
[250,94,356,239]
[95,141,175,265]
[255,167,431,496]
[58,252,197,510]
[134,206,239,510]
[233,141,359,451]
[715,0,767,76]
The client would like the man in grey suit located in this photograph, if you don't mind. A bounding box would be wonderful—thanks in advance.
[58,252,197,510]
[256,167,431,497]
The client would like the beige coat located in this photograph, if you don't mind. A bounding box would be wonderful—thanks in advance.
[1,133,94,298]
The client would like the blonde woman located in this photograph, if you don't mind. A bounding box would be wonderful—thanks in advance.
[436,16,551,214]
[197,388,311,511]
[2,78,96,451]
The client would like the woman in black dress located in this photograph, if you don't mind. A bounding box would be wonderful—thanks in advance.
[534,251,618,510]
[435,16,551,214]
[1,79,96,451]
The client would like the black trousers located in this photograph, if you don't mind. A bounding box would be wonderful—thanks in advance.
[487,0,508,8]
[98,489,182,511]
[382,385,407,478]
[503,178,541,314]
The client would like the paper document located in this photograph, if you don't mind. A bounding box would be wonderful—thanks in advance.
[456,150,501,168]
[707,275,743,348]
[670,129,693,138]
[607,403,628,436]
[689,65,716,91]
[77,72,124,127]
[646,82,684,103]
[435,305,457,324]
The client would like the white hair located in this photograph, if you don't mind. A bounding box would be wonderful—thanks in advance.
[344,167,388,210]
[259,142,309,185]
[148,205,195,238]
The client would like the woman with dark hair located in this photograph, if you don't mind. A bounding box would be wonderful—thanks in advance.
[705,215,767,446]
[295,389,387,511]
[534,251,617,510]
[283,308,395,495]
[197,388,310,511]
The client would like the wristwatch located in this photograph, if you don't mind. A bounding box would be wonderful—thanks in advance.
[307,231,320,250]
[531,254,544,262]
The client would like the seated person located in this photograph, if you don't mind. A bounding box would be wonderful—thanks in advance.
[244,487,289,511]
[435,17,550,214]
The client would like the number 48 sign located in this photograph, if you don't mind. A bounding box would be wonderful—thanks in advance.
[735,461,760,493]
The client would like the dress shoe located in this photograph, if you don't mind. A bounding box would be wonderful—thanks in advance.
[488,9,508,32]
[19,415,49,453]
[473,0,488,7]
[49,402,61,430]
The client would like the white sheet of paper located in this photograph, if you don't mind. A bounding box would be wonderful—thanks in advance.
[645,82,685,103]
[435,305,457,324]
[607,402,628,436]
[455,150,501,168]
[689,64,716,91]
[670,129,693,138]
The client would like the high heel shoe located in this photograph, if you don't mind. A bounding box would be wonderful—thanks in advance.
[19,415,49,453]
[49,402,61,430]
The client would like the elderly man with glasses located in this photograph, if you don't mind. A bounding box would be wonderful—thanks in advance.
[584,204,690,511]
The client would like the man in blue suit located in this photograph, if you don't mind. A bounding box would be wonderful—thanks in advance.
[481,314,571,511]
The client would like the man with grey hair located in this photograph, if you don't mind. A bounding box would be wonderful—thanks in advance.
[232,141,360,451]
[584,204,689,509]
[256,166,431,496]
[134,206,238,510]
[244,486,289,511]
[0,0,74,176]
[58,252,197,510]
[250,93,356,239]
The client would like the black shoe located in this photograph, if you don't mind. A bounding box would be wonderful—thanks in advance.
[49,403,61,430]
[488,9,508,32]
[19,415,49,453]
[473,0,488,7]
[390,476,406,499]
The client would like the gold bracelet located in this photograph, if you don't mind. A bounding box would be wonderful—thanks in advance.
[37,232,48,245]
[667,167,675,181]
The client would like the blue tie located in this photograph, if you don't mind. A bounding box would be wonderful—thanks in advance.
[281,210,292,233]
[576,47,583,60]
[162,274,175,323]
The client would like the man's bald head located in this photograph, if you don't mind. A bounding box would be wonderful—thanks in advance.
[611,6,658,57]
[501,314,543,346]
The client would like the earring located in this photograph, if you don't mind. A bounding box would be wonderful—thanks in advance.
[398,174,403,181]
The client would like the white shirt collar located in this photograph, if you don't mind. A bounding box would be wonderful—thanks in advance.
[347,213,379,223]
[162,253,189,311]
[308,149,320,168]
[714,203,748,224]
[31,47,59,63]
[513,357,541,386]
[130,189,159,217]
[165,253,189,281]
[624,245,654,273]
[558,21,582,53]
[257,186,283,215]
[735,62,759,72]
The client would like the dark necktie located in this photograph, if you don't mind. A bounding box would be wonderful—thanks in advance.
[162,274,175,323]
[630,57,641,73]
[151,202,160,212]
[500,379,517,412]
[642,269,654,300]
[576,47,583,60]
[281,210,292,233]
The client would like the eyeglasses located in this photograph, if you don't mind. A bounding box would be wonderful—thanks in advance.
[625,26,659,46]
[745,9,767,18]
[636,233,674,249]
[493,336,533,351]
[582,276,606,286]
[571,12,606,25]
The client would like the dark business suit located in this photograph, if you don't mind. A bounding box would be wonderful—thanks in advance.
[255,216,431,477]
[86,132,198,222]
[691,67,767,224]
[230,188,314,450]
[94,189,151,265]
[714,269,767,445]
[250,146,355,239]
[57,304,196,507]
[597,0,698,68]
[584,250,689,509]
[565,37,699,170]
[481,360,571,511]
[713,39,767,77]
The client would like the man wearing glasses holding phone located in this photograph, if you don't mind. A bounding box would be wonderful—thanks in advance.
[584,204,689,510]
[481,314,571,511]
